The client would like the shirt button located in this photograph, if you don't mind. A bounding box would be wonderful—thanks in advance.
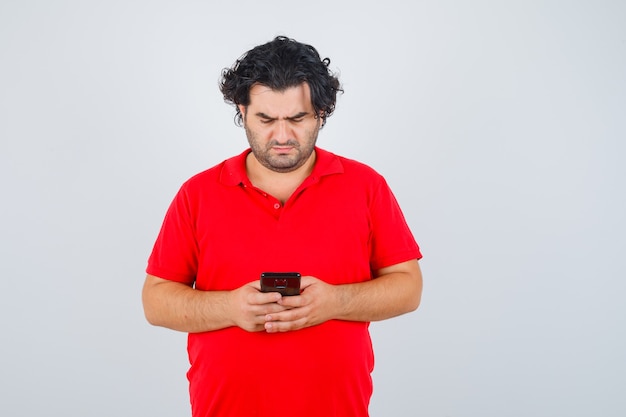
[274,203,281,209]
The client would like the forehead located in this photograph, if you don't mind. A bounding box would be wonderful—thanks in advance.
[247,83,314,115]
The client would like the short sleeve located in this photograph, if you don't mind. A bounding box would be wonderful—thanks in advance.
[368,177,422,271]
[146,184,199,285]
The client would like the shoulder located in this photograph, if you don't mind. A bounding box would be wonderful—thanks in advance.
[179,164,222,194]
[340,155,382,178]
[316,148,387,185]
[181,150,248,192]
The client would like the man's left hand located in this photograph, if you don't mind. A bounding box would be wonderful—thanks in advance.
[263,276,340,333]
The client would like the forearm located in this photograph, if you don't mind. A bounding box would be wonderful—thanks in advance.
[142,275,234,333]
[334,260,422,322]
[260,260,422,333]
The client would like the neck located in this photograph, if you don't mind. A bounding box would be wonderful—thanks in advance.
[246,150,316,203]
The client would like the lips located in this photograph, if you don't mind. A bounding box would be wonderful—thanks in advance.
[272,146,295,153]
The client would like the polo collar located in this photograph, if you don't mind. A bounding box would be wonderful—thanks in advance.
[219,147,344,186]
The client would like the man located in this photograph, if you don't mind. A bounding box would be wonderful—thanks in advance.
[142,35,423,417]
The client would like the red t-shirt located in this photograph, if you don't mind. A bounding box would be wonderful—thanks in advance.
[147,147,421,417]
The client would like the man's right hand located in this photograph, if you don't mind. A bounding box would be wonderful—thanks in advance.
[227,281,290,332]
[143,275,290,333]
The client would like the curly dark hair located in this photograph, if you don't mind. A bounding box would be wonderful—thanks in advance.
[219,36,342,127]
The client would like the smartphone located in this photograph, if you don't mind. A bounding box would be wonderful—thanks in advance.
[260,272,301,296]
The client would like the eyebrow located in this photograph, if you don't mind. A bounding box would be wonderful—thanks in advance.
[255,111,309,121]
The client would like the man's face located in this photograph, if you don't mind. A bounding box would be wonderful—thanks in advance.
[240,83,321,173]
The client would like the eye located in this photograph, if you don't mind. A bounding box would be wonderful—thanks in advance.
[290,117,305,123]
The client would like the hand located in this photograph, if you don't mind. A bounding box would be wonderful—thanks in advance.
[228,281,291,332]
[263,276,340,333]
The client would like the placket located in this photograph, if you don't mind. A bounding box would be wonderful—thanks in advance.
[240,183,284,220]
[240,174,322,220]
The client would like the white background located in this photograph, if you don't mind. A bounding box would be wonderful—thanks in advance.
[1,1,624,416]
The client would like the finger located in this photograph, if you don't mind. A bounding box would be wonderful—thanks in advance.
[246,309,287,332]
[264,317,307,333]
[264,304,308,324]
[277,294,304,308]
[242,321,270,333]
[299,275,317,288]
[255,302,290,316]
[248,290,282,305]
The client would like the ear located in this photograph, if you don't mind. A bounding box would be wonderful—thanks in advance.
[238,104,246,118]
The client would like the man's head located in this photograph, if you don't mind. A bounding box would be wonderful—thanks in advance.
[220,36,342,128]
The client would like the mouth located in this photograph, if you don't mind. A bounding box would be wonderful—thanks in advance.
[272,145,296,154]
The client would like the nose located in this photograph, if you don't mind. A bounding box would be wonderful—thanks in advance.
[274,120,292,142]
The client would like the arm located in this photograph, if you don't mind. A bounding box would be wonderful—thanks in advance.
[264,259,422,333]
[141,274,289,333]
[335,259,422,321]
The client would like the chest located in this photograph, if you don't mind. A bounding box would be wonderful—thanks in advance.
[192,181,373,290]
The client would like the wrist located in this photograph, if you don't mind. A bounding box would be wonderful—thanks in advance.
[333,284,352,320]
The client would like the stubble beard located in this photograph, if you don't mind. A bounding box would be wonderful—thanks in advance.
[244,125,319,173]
